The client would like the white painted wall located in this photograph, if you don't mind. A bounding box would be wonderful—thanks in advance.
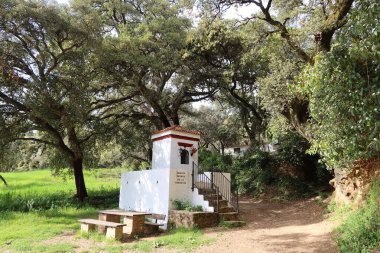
[119,129,224,230]
[168,169,213,212]
[152,138,171,170]
[224,146,250,157]
[119,170,170,214]
[169,139,199,170]
[119,168,213,229]
[151,130,200,171]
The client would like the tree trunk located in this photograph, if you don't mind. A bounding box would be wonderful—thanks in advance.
[243,123,260,147]
[171,113,180,126]
[0,175,7,186]
[72,157,88,201]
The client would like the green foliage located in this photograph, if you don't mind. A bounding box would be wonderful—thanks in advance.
[172,199,203,212]
[183,105,244,152]
[200,146,328,198]
[275,176,311,199]
[335,181,380,252]
[274,131,331,184]
[299,0,380,168]
[233,151,273,195]
[0,141,51,172]
[198,149,232,172]
[276,131,309,167]
[187,19,269,146]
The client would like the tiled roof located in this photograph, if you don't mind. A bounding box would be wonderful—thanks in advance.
[153,125,201,135]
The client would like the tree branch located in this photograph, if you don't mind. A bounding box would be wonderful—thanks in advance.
[14,137,56,147]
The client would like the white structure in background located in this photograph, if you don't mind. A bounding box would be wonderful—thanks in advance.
[224,145,251,157]
[224,142,279,157]
[119,126,229,228]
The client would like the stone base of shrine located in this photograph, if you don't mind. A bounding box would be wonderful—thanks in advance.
[168,210,219,229]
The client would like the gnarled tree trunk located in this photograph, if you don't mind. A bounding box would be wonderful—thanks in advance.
[71,157,87,201]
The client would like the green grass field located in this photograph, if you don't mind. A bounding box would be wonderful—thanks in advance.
[0,169,212,252]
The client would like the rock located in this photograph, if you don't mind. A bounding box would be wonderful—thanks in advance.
[333,160,380,206]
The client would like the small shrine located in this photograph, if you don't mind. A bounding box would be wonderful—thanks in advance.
[119,125,235,228]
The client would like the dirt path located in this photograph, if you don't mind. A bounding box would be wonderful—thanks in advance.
[195,197,339,253]
[46,197,339,253]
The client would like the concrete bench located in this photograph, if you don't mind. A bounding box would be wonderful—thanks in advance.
[79,219,125,239]
[144,214,166,234]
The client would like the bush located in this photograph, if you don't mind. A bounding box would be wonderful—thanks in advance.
[172,199,203,212]
[275,131,331,184]
[233,150,273,196]
[298,0,380,168]
[276,132,309,167]
[198,149,232,172]
[274,176,311,199]
[200,145,329,199]
[336,181,380,252]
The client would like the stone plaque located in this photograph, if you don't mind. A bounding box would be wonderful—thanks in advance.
[175,171,187,184]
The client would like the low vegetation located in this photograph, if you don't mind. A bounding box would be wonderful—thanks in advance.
[84,227,213,253]
[335,181,380,253]
[0,169,121,212]
[172,199,204,212]
[0,169,213,252]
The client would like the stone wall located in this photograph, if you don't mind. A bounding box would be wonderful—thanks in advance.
[169,211,219,229]
[331,160,380,206]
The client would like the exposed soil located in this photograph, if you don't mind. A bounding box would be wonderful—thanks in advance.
[194,197,340,253]
[45,197,340,253]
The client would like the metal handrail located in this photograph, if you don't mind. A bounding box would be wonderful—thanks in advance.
[211,168,239,213]
[192,162,220,212]
[192,162,239,213]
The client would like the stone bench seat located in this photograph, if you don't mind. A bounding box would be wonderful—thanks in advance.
[79,219,125,239]
[144,221,164,227]
[144,214,166,234]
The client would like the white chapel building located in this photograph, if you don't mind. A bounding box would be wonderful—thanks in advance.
[119,126,223,226]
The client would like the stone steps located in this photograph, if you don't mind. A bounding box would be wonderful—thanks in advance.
[207,199,229,209]
[220,220,245,228]
[218,212,239,221]
[203,194,222,201]
[218,206,236,213]
[198,188,217,195]
[197,187,241,224]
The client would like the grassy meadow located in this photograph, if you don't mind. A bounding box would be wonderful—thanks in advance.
[0,169,212,252]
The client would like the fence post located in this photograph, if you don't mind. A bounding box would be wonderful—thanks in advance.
[210,170,214,190]
[216,186,219,212]
[191,162,194,192]
[236,190,239,214]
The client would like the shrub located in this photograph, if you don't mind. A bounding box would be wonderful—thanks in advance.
[233,150,273,196]
[198,149,232,173]
[274,176,311,199]
[276,131,309,167]
[172,199,203,212]
[336,181,380,252]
